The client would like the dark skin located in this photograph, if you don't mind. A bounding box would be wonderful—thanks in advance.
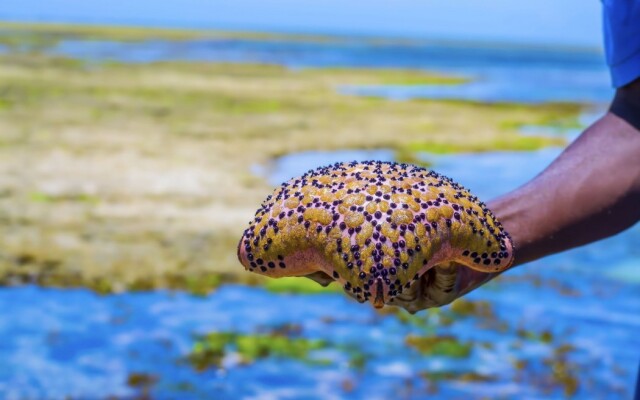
[391,79,640,312]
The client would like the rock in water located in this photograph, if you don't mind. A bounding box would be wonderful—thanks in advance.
[237,161,514,309]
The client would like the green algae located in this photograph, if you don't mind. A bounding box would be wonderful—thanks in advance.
[403,134,566,155]
[264,277,342,294]
[500,112,583,132]
[421,370,498,395]
[187,330,327,371]
[405,335,473,358]
[516,328,554,343]
[393,147,433,168]
[510,343,580,397]
[29,192,100,205]
[448,298,495,319]
[124,372,160,400]
[382,299,502,330]
[543,344,579,397]
[347,351,369,371]
[0,22,210,51]
[421,370,497,383]
[300,67,468,86]
[126,372,159,389]
[0,21,346,49]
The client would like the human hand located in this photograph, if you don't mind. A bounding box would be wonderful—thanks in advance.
[387,262,499,313]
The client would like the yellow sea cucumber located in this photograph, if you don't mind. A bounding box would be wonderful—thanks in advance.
[237,161,514,309]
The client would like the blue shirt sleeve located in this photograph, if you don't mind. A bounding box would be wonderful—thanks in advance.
[602,0,640,87]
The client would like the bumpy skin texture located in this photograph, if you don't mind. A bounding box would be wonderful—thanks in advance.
[237,161,514,309]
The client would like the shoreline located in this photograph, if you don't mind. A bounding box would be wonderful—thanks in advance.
[0,20,605,53]
[0,22,586,294]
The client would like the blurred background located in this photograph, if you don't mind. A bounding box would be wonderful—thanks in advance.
[0,1,638,399]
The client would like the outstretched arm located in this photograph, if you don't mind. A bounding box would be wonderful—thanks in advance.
[393,82,640,312]
[491,111,640,267]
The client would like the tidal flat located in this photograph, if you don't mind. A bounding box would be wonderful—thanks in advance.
[0,23,583,293]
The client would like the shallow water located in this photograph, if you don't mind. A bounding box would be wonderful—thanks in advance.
[2,149,639,399]
[1,265,637,399]
[263,147,563,198]
[49,38,613,104]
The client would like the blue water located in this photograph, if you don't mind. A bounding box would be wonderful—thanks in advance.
[2,149,639,399]
[262,148,563,196]
[1,276,638,399]
[48,38,613,104]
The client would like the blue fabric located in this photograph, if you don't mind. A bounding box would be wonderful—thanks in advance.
[603,0,640,87]
[635,363,640,400]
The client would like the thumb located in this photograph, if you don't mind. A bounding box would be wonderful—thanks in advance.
[388,262,460,313]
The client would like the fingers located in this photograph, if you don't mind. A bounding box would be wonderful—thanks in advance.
[304,271,334,287]
[422,263,460,307]
[388,263,497,313]
[389,263,459,313]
